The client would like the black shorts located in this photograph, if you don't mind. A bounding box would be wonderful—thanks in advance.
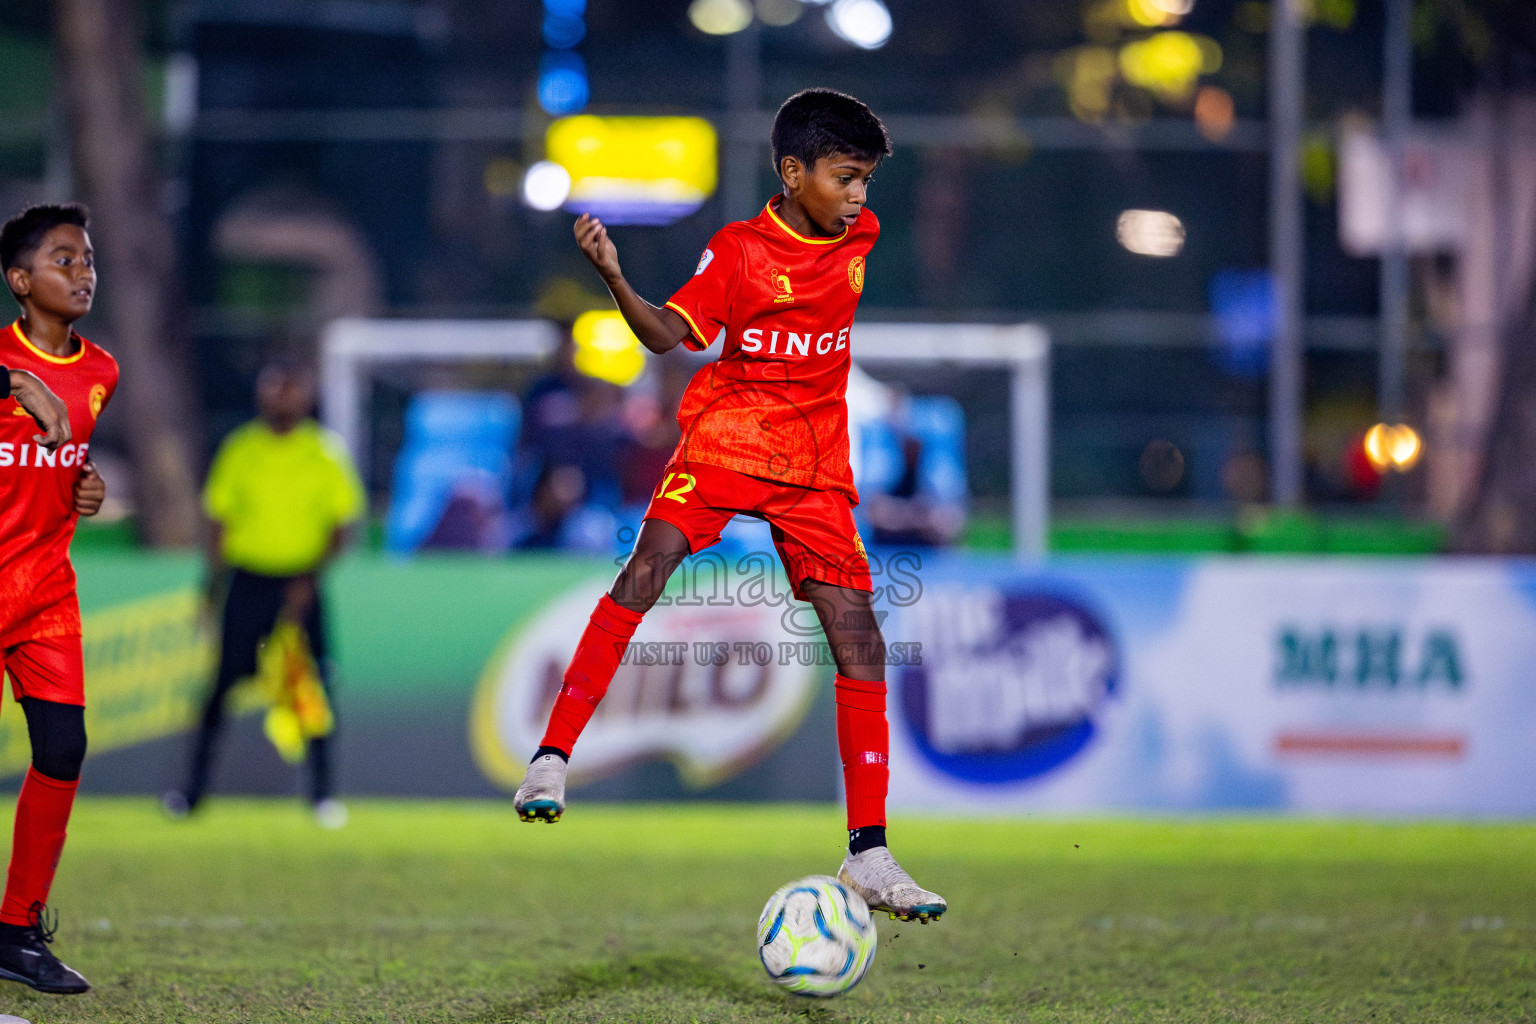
[215,569,329,689]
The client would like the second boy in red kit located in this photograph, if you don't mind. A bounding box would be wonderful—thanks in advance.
[0,203,119,993]
[514,88,946,924]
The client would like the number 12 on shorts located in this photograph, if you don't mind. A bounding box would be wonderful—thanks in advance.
[659,472,696,503]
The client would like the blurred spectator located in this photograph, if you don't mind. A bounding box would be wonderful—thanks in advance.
[165,359,363,828]
[1221,449,1269,504]
[421,473,513,551]
[386,390,518,555]
[509,463,616,554]
[521,330,625,508]
[852,378,968,548]
[865,432,965,547]
[617,350,692,506]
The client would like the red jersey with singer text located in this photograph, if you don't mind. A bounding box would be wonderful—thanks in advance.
[0,320,118,646]
[663,197,877,502]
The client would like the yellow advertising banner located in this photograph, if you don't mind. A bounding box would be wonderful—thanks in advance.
[0,590,216,776]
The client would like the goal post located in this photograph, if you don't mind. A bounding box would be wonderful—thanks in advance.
[319,317,1050,557]
[848,322,1049,559]
[319,318,561,480]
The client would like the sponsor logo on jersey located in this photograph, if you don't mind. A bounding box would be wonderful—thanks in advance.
[771,269,795,304]
[694,248,715,276]
[893,585,1119,784]
[89,383,106,419]
[471,582,819,790]
[0,441,88,468]
[847,256,865,294]
[737,325,851,357]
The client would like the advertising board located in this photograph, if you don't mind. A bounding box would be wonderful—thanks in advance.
[885,556,1536,814]
[27,551,1536,815]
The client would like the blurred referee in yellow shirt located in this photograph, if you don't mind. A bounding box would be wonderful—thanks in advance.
[164,359,364,827]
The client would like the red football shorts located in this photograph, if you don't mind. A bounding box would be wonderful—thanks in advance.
[0,633,86,707]
[642,459,872,597]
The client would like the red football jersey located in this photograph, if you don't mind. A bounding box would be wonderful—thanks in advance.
[0,320,119,647]
[664,197,877,502]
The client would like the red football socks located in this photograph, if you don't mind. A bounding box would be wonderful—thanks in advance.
[539,593,645,755]
[835,674,890,831]
[1,767,78,926]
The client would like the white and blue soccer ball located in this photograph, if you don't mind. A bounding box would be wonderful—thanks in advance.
[757,875,877,997]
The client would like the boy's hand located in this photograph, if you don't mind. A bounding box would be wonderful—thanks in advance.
[8,369,71,450]
[574,213,621,281]
[73,461,105,516]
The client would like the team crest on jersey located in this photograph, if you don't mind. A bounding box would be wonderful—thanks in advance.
[88,383,106,420]
[694,248,715,276]
[771,269,794,304]
[10,402,26,417]
[847,256,865,294]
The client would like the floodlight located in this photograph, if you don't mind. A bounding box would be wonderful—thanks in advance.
[523,161,572,211]
[826,0,892,49]
[1116,210,1186,257]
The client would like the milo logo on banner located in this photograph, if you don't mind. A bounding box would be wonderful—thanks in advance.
[896,585,1118,784]
[471,584,818,791]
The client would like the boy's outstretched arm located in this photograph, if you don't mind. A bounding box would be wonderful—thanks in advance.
[574,214,690,354]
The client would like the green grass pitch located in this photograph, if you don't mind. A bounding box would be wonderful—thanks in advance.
[4,799,1532,1022]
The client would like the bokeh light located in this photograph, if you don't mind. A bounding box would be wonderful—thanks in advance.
[542,13,586,48]
[1056,46,1118,122]
[755,0,804,26]
[538,51,589,115]
[572,310,646,387]
[1118,31,1220,103]
[522,160,572,211]
[1116,209,1186,257]
[1125,0,1194,28]
[1193,85,1235,141]
[1301,132,1336,203]
[538,0,588,116]
[546,115,718,225]
[827,0,893,50]
[688,0,754,35]
[1364,423,1422,472]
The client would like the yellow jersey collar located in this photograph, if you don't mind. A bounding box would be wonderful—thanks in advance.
[764,198,850,246]
[10,320,85,365]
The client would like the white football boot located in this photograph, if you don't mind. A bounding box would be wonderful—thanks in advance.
[513,754,568,822]
[838,846,947,923]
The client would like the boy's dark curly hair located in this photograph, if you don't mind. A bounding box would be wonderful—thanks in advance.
[0,203,90,276]
[770,89,891,179]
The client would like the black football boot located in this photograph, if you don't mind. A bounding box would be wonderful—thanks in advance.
[0,904,90,994]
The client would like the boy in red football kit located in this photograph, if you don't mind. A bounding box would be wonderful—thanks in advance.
[514,89,945,923]
[0,204,120,994]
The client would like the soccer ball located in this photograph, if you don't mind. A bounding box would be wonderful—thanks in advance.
[757,875,877,997]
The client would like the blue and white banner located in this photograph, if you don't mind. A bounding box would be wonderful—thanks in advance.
[884,557,1536,815]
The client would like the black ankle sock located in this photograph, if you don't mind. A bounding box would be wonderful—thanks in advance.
[533,745,569,763]
[848,825,886,855]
